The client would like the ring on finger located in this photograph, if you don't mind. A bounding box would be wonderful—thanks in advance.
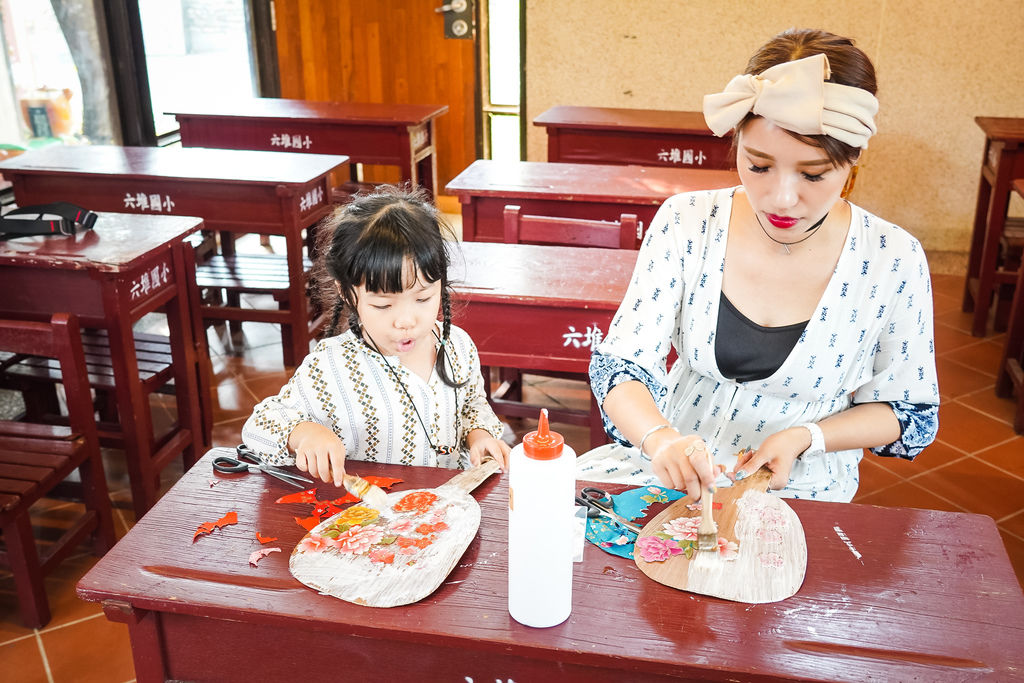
[684,441,707,457]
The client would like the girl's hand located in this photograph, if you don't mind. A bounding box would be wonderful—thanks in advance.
[467,429,511,469]
[288,422,348,486]
[647,432,721,502]
[731,427,810,490]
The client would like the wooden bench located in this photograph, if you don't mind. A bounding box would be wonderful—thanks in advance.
[1,329,175,446]
[0,313,115,628]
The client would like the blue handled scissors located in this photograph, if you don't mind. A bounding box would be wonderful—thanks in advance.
[212,444,315,488]
[574,486,642,534]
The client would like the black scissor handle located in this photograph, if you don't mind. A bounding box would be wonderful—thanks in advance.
[580,487,612,505]
[212,456,249,473]
[575,495,602,518]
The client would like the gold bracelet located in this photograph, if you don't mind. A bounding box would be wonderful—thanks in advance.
[638,423,672,461]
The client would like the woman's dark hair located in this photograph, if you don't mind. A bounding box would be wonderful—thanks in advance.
[313,184,465,388]
[733,28,877,168]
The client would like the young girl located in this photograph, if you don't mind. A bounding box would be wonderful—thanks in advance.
[242,186,510,486]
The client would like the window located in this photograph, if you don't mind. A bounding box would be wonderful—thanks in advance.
[480,0,522,161]
[138,0,258,138]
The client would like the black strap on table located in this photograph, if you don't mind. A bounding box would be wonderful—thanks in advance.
[0,202,97,237]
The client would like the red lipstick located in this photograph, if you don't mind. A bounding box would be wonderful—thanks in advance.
[766,214,799,229]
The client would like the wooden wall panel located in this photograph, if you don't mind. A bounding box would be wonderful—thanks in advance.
[274,0,477,190]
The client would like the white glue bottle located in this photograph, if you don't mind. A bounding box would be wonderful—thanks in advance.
[507,408,575,627]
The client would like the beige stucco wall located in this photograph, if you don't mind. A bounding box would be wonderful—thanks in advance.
[524,1,1024,269]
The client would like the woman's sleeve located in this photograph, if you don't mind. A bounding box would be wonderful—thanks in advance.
[458,334,505,442]
[241,350,333,466]
[590,195,689,444]
[852,236,940,460]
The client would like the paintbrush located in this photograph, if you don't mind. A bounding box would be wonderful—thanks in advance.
[342,473,389,509]
[696,444,718,551]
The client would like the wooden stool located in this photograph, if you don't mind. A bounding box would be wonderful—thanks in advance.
[995,179,1024,433]
[0,313,116,628]
[488,207,641,448]
[962,117,1024,336]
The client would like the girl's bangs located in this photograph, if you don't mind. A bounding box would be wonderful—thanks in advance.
[351,225,447,293]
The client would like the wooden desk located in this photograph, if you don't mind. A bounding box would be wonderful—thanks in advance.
[445,159,738,242]
[452,242,635,447]
[0,145,348,366]
[534,105,732,169]
[77,450,1024,682]
[0,213,206,518]
[963,116,1024,336]
[170,99,448,193]
[996,177,1024,432]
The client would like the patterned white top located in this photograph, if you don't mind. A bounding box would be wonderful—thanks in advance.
[580,187,939,502]
[242,323,504,470]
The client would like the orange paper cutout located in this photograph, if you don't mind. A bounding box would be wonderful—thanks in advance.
[294,515,320,531]
[393,491,438,514]
[192,511,238,542]
[275,488,318,504]
[248,547,281,567]
[256,532,278,544]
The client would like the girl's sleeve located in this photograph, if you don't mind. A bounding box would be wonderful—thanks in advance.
[590,196,688,444]
[853,236,940,460]
[241,349,337,466]
[458,334,505,442]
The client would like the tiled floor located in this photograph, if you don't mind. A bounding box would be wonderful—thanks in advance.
[1,270,1023,682]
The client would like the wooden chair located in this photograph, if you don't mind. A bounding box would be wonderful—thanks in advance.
[994,180,1024,433]
[503,204,640,250]
[0,313,115,628]
[493,206,641,448]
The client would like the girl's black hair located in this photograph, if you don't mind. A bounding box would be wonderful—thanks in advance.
[314,184,466,388]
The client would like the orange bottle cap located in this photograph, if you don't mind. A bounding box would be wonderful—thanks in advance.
[522,409,564,460]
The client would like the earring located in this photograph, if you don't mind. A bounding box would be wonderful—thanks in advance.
[841,164,859,200]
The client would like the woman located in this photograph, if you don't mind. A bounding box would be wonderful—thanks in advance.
[577,29,938,503]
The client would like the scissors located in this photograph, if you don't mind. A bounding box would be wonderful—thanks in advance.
[575,486,642,534]
[212,444,315,488]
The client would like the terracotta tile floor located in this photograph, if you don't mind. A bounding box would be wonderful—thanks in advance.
[2,270,1023,682]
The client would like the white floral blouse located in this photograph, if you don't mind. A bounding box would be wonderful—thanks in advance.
[579,188,939,502]
[242,323,504,470]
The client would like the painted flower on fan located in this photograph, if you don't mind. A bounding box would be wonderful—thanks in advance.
[368,548,396,565]
[662,516,701,541]
[335,505,380,527]
[716,537,739,561]
[387,518,416,534]
[636,536,684,563]
[297,534,329,553]
[416,521,448,535]
[331,525,385,554]
[393,491,439,514]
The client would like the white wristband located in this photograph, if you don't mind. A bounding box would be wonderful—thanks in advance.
[796,423,825,458]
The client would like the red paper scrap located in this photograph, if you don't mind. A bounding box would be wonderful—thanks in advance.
[294,515,320,531]
[192,511,239,542]
[256,532,278,544]
[208,479,219,488]
[249,547,281,567]
[275,487,318,505]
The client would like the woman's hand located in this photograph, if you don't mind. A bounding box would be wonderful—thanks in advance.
[288,422,347,486]
[646,431,721,502]
[731,427,810,489]
[467,429,511,469]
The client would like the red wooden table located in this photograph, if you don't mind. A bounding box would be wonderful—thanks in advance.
[534,105,733,170]
[452,241,636,448]
[170,99,448,193]
[963,116,1024,336]
[77,449,1024,682]
[0,145,348,366]
[445,159,738,242]
[0,213,206,518]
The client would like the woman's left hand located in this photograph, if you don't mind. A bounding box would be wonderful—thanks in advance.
[731,427,811,490]
[467,429,511,469]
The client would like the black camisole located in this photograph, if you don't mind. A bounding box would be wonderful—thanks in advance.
[715,293,809,383]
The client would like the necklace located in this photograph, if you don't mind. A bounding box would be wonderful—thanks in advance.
[755,211,829,255]
[365,330,459,457]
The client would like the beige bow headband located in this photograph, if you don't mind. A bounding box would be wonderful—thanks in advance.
[702,53,878,149]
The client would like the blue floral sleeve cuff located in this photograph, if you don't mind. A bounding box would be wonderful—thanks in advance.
[868,400,938,460]
[589,351,668,446]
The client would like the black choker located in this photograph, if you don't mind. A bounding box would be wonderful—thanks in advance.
[755,212,829,254]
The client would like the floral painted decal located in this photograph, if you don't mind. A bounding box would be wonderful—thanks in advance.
[636,514,739,563]
[295,496,451,566]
